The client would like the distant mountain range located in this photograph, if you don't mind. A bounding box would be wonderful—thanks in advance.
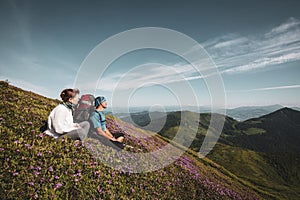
[118,107,300,199]
[225,104,285,121]
[112,104,300,121]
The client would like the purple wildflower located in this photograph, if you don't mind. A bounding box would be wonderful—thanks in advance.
[33,171,40,176]
[74,142,80,147]
[55,175,59,180]
[36,166,41,171]
[33,194,38,199]
[54,183,63,189]
[13,171,19,176]
[29,182,34,186]
[0,148,4,151]
[97,186,103,194]
[37,152,42,156]
[0,117,3,122]
[29,165,35,170]
[49,166,54,172]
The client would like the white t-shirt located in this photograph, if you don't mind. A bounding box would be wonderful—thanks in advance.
[47,104,78,134]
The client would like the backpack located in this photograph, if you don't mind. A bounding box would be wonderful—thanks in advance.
[74,94,95,123]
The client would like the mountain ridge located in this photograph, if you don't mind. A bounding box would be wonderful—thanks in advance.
[118,105,300,199]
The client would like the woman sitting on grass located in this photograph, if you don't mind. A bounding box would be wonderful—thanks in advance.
[46,88,89,140]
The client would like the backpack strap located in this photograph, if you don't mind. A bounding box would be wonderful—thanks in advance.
[96,110,106,123]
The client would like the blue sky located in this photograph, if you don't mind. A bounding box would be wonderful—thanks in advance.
[0,0,300,108]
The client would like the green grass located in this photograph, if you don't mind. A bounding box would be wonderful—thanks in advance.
[244,128,266,135]
[208,143,300,200]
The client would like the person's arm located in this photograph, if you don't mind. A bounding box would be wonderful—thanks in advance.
[104,128,114,138]
[96,127,117,141]
[105,128,123,142]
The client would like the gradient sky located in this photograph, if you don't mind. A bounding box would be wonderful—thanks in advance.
[0,0,300,108]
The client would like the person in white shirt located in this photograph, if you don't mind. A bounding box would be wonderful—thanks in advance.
[47,88,89,140]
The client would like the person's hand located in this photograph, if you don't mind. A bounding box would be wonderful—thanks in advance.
[116,137,124,143]
[110,137,117,142]
[74,123,81,128]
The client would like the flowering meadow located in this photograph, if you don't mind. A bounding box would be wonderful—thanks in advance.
[0,81,265,199]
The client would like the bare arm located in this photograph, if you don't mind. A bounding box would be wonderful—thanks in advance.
[96,127,116,141]
[105,128,124,143]
[105,128,114,138]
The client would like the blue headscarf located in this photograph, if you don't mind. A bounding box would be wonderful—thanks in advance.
[95,96,106,108]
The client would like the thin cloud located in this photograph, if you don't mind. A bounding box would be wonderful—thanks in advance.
[266,17,300,36]
[97,64,200,91]
[95,18,300,92]
[213,37,248,49]
[227,84,300,93]
[251,84,300,91]
[222,52,300,74]
[201,17,300,74]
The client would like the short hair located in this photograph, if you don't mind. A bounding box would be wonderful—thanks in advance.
[73,88,80,94]
[60,89,75,102]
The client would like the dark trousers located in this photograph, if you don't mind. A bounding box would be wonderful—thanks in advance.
[91,132,124,150]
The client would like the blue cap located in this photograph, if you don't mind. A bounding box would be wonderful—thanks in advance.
[95,96,106,108]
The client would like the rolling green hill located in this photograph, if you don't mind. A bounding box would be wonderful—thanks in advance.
[120,107,300,199]
[207,143,300,200]
[227,107,300,153]
[0,81,267,199]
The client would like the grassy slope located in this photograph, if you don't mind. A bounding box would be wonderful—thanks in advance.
[0,81,266,199]
[207,143,300,200]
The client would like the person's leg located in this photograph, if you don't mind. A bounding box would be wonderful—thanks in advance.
[111,141,124,150]
[57,129,81,140]
[112,132,124,143]
[96,134,113,147]
[57,122,89,141]
[113,132,124,138]
[91,132,124,150]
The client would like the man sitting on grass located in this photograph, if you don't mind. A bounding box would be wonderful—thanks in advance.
[89,96,124,150]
